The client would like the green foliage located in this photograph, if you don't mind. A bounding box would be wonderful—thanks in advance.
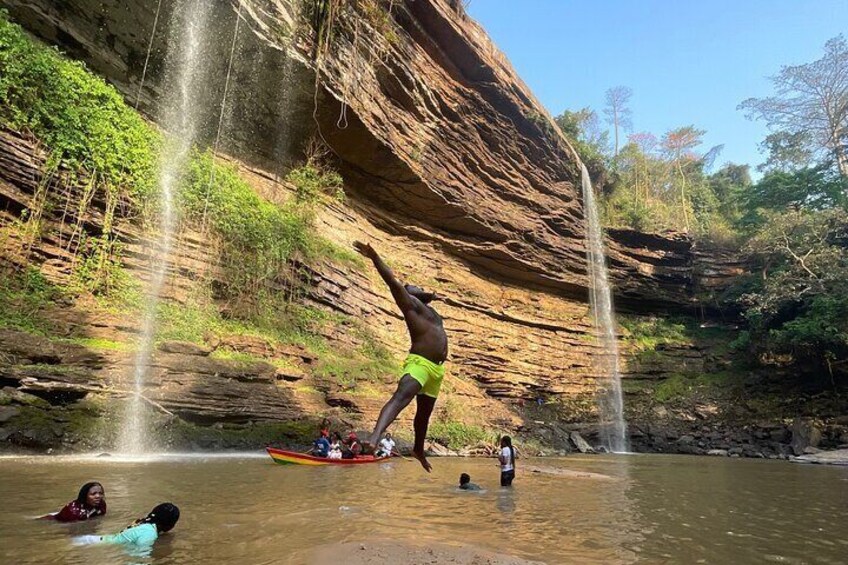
[60,337,133,352]
[286,164,344,205]
[653,374,691,403]
[0,266,67,335]
[554,107,610,182]
[653,372,735,403]
[179,152,313,290]
[69,238,141,309]
[756,131,815,174]
[735,208,848,370]
[0,11,160,212]
[0,12,353,313]
[166,418,316,448]
[600,128,746,241]
[620,316,690,351]
[739,164,847,229]
[428,422,489,449]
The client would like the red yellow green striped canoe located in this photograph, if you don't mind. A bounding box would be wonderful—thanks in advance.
[266,447,391,466]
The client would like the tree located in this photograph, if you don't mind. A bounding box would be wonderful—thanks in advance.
[757,131,815,174]
[740,164,848,228]
[554,107,611,188]
[737,208,848,378]
[603,86,633,159]
[739,35,848,179]
[661,125,705,231]
[708,163,751,225]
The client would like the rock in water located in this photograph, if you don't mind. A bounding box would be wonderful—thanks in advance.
[790,418,822,456]
[570,432,594,454]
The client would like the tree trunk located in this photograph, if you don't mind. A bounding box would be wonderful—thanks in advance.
[836,144,848,179]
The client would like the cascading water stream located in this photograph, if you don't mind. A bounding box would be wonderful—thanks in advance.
[116,0,214,454]
[581,164,629,453]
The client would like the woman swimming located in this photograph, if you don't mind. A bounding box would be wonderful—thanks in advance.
[42,482,106,522]
[75,503,180,547]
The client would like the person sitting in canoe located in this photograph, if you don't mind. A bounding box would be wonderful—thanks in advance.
[310,432,331,458]
[375,432,397,458]
[328,432,343,459]
[41,482,106,522]
[342,431,362,459]
[74,503,179,548]
[319,417,331,439]
[354,242,449,473]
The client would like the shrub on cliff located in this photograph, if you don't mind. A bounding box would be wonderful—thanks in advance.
[0,11,350,297]
[0,10,160,212]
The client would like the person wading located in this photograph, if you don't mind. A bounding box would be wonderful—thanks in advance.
[354,241,448,472]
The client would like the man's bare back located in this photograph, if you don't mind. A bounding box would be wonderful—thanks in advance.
[353,242,449,472]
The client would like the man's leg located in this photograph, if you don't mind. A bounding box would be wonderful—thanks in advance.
[412,394,436,472]
[366,375,421,448]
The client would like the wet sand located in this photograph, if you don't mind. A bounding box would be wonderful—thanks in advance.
[522,464,616,480]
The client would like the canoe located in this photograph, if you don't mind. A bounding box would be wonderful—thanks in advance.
[266,447,391,466]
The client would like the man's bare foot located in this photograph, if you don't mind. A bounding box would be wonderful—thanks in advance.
[412,448,432,472]
[360,439,376,455]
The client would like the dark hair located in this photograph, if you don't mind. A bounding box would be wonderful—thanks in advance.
[460,473,471,485]
[501,436,515,466]
[76,482,103,506]
[139,503,180,533]
[404,284,436,304]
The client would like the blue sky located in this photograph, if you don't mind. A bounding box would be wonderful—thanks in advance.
[467,1,848,174]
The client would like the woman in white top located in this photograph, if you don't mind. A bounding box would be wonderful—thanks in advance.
[498,436,516,486]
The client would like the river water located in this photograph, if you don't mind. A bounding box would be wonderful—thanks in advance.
[0,454,845,564]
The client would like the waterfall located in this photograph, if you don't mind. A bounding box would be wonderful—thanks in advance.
[116,0,214,454]
[580,164,629,453]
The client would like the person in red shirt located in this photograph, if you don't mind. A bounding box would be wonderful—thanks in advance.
[42,482,107,522]
[342,432,362,459]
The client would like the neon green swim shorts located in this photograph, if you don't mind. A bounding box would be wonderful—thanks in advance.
[403,353,446,398]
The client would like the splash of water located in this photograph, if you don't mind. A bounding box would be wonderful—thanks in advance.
[117,0,213,454]
[580,164,629,453]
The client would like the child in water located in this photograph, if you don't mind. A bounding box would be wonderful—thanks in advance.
[459,473,481,491]
[74,503,179,547]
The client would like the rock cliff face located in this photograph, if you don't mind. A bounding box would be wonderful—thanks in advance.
[0,0,752,451]
[1,0,738,309]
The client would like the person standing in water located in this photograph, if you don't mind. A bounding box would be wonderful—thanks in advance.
[499,436,516,487]
[354,241,448,472]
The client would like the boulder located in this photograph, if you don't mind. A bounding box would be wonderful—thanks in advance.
[790,419,822,456]
[707,449,728,456]
[792,448,848,466]
[0,406,20,423]
[569,432,594,454]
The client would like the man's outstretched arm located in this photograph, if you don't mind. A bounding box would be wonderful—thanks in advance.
[354,241,415,315]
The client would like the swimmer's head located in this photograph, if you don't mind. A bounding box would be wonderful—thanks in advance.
[77,482,104,507]
[460,473,471,486]
[143,503,180,533]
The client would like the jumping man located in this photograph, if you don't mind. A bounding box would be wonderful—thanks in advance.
[353,241,448,472]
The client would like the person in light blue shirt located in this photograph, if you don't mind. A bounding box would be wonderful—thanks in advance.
[75,503,180,548]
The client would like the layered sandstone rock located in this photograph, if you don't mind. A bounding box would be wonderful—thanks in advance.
[0,0,740,309]
[0,1,751,451]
